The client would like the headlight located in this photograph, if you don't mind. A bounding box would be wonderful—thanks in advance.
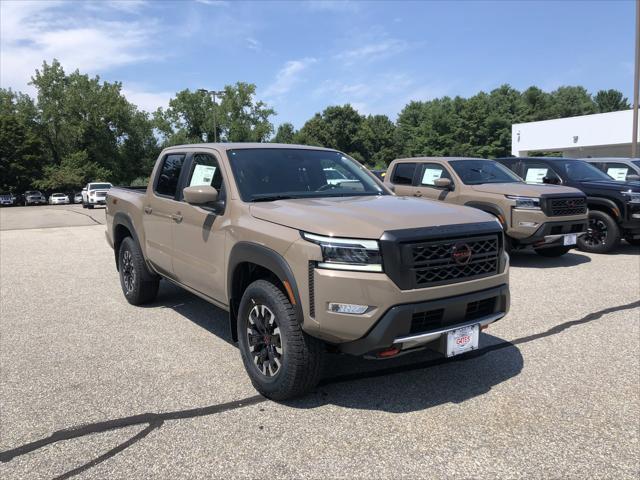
[621,190,640,204]
[302,232,382,272]
[506,195,541,210]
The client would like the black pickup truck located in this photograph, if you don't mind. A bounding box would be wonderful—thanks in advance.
[495,157,640,253]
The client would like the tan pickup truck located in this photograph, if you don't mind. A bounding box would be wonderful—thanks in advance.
[385,157,588,257]
[106,144,510,399]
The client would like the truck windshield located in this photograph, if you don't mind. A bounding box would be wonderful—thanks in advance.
[554,160,612,182]
[449,159,522,185]
[227,148,386,202]
[89,183,112,190]
[632,160,640,169]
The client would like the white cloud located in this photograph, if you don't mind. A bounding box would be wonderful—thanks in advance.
[0,1,158,93]
[195,0,229,6]
[246,37,261,51]
[122,87,172,113]
[335,38,408,65]
[264,58,317,97]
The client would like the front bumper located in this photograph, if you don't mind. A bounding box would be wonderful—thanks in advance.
[88,198,107,204]
[514,217,588,247]
[339,284,509,356]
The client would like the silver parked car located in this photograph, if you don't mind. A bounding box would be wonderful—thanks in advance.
[581,158,640,182]
[24,190,47,206]
[0,193,15,207]
[74,192,83,203]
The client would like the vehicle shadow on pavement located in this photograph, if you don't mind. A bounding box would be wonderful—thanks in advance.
[143,282,523,414]
[509,251,591,269]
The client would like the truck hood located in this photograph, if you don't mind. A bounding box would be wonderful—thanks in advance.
[470,182,583,197]
[249,195,495,239]
[576,179,640,192]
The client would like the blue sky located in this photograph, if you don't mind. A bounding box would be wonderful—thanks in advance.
[0,0,634,128]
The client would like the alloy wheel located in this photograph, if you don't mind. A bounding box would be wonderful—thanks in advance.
[246,304,283,377]
[583,218,608,247]
[121,250,136,293]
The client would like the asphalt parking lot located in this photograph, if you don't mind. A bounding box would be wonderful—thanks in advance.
[0,205,638,479]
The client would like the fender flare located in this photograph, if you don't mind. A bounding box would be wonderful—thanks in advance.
[464,201,507,227]
[227,242,304,341]
[586,196,622,218]
[112,212,141,269]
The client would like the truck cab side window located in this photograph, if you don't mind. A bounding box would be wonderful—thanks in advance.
[420,163,452,187]
[155,154,186,197]
[392,163,417,185]
[523,163,561,184]
[188,153,223,190]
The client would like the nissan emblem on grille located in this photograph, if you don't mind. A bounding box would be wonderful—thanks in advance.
[452,243,472,265]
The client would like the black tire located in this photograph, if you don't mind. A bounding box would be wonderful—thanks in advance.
[82,202,87,209]
[578,210,620,254]
[624,236,640,247]
[237,279,324,400]
[534,245,572,257]
[87,204,94,209]
[118,236,160,305]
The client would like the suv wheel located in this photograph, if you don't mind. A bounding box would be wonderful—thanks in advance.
[237,279,324,400]
[118,237,160,305]
[578,210,620,254]
[534,245,572,257]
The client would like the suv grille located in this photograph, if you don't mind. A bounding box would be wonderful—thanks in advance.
[408,235,500,288]
[548,197,587,216]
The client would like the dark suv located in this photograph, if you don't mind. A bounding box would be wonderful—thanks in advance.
[495,157,640,252]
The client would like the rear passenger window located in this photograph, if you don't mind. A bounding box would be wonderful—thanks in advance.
[392,163,417,185]
[155,154,186,197]
[523,163,561,184]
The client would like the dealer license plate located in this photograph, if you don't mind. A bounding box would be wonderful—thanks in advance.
[446,324,479,357]
[563,234,577,246]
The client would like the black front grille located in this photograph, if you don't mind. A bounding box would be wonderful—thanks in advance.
[408,235,500,288]
[548,197,587,216]
[409,295,499,335]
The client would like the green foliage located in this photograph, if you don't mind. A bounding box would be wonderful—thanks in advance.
[155,82,275,145]
[34,151,111,190]
[130,176,150,187]
[273,122,296,144]
[594,89,630,113]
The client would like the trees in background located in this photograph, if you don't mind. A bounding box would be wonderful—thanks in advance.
[0,58,631,191]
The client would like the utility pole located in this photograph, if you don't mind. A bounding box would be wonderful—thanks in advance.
[633,0,640,156]
[197,89,225,143]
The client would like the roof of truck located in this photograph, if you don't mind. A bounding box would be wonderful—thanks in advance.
[162,143,338,153]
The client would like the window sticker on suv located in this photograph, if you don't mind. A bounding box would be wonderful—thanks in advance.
[525,168,548,183]
[607,167,629,181]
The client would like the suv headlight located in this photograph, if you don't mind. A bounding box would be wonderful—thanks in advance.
[302,232,382,272]
[506,195,541,210]
[621,190,640,204]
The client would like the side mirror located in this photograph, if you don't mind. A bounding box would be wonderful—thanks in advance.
[627,174,640,182]
[434,178,453,190]
[183,185,218,205]
[542,176,559,185]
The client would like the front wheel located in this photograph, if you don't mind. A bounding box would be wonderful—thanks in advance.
[237,279,324,400]
[534,245,572,257]
[118,237,160,305]
[578,210,620,254]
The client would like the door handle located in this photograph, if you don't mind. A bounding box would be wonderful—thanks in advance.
[414,191,422,197]
[170,213,183,223]
[144,206,153,214]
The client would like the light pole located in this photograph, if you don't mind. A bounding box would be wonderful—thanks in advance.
[197,89,225,143]
[633,0,640,157]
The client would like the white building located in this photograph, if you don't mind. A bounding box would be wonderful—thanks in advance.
[511,109,637,158]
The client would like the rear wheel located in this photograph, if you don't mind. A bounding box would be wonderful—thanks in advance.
[534,245,572,257]
[237,279,324,400]
[118,237,159,305]
[87,204,94,209]
[578,210,620,254]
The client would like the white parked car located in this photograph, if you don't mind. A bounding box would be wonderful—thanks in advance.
[82,182,112,209]
[74,192,83,204]
[49,193,70,205]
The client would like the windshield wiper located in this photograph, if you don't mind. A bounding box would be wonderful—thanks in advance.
[250,194,297,202]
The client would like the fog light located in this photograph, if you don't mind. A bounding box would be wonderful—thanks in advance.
[328,303,369,314]
[518,222,538,227]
